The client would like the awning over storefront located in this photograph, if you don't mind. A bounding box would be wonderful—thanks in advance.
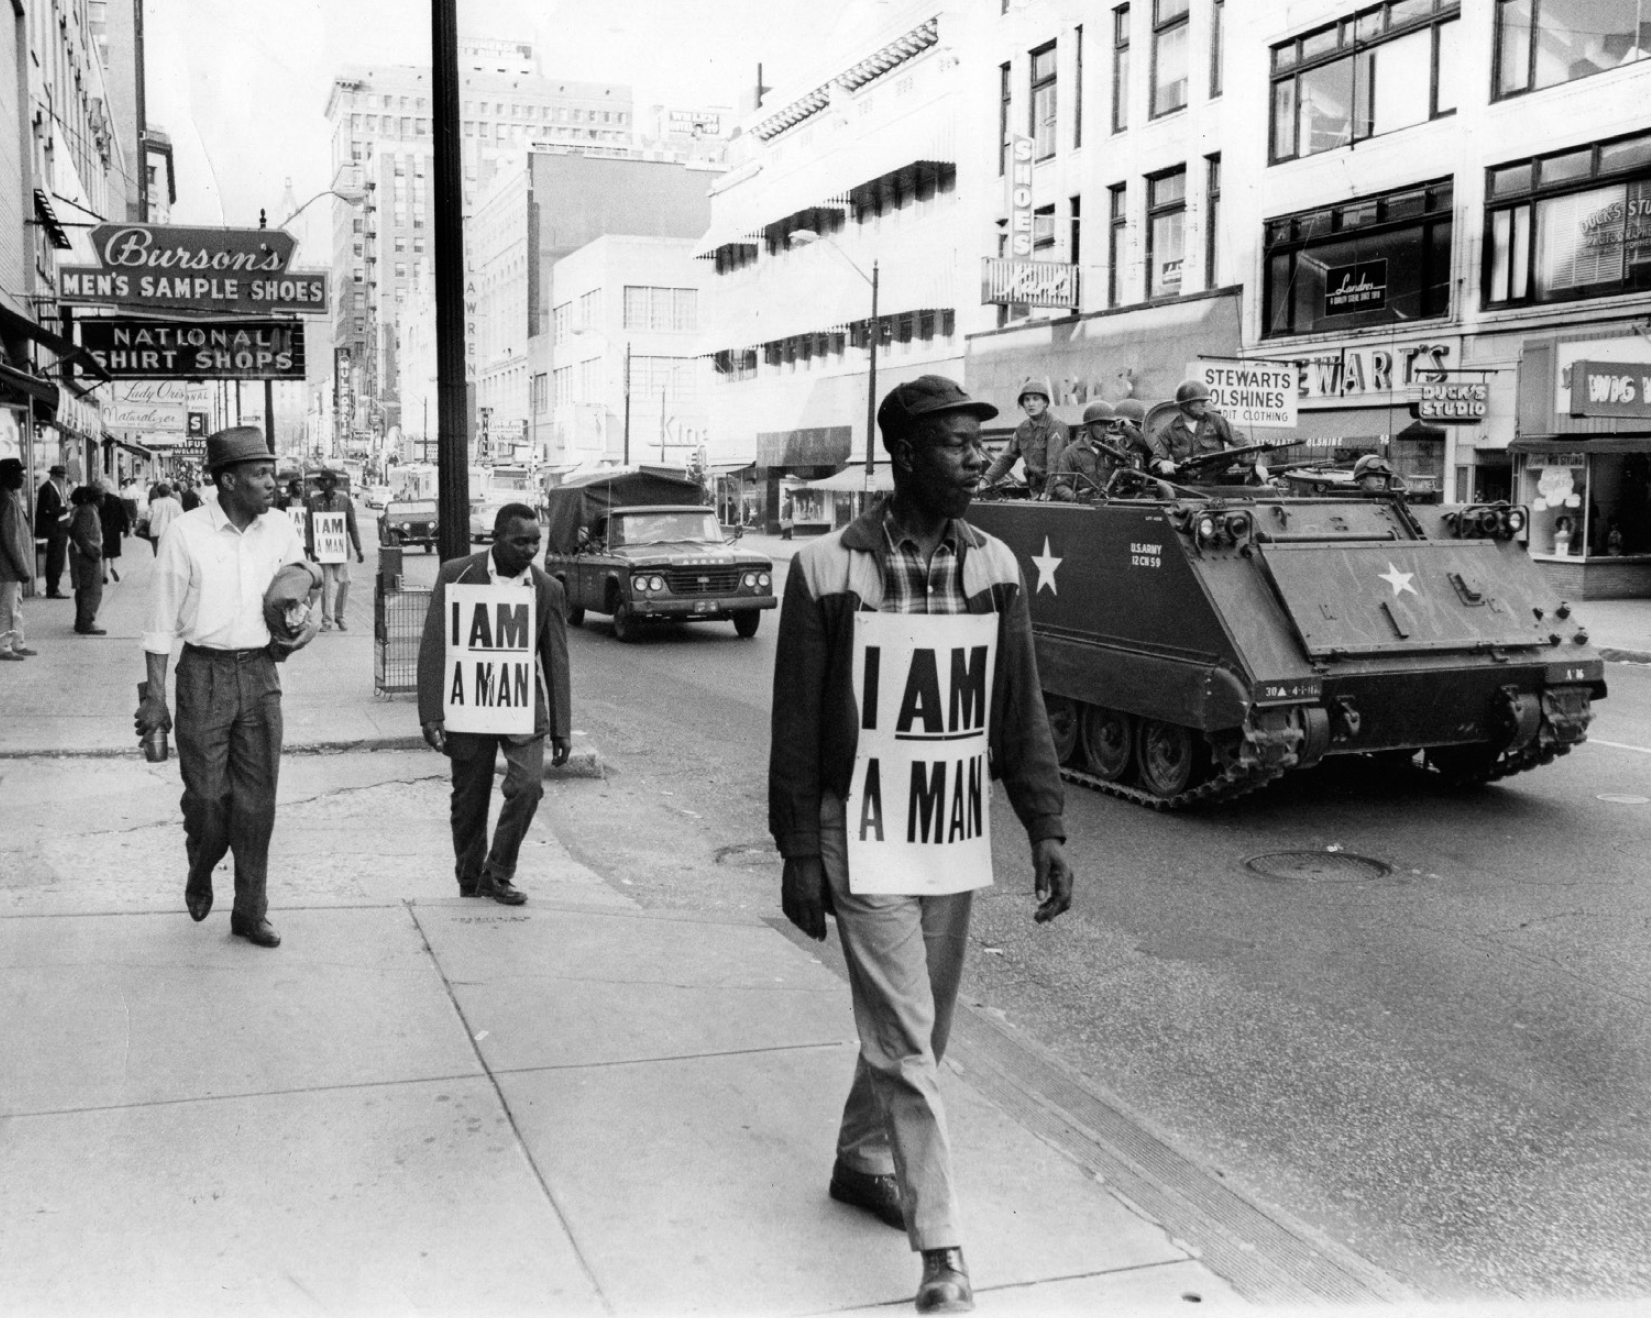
[756,425,852,468]
[1509,436,1651,455]
[805,464,892,493]
[0,360,59,409]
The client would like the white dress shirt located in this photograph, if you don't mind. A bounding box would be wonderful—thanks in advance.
[146,495,184,541]
[143,493,305,654]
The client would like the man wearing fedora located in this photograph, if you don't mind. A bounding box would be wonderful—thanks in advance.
[135,426,317,948]
[769,375,1074,1313]
[35,463,71,597]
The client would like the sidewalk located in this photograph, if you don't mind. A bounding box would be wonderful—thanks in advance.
[0,751,1255,1316]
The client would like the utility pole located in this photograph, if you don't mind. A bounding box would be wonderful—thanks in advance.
[622,340,631,466]
[865,260,879,479]
[134,0,147,221]
[432,0,470,559]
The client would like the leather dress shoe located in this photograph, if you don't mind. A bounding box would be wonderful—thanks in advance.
[829,1160,905,1230]
[185,888,213,922]
[13,646,36,656]
[458,880,480,897]
[475,873,527,905]
[230,916,282,948]
[75,627,107,635]
[45,592,68,599]
[915,1248,973,1313]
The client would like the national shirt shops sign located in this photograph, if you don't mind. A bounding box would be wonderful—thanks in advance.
[79,318,306,380]
[58,225,328,316]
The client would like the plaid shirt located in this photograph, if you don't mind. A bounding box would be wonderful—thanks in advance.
[880,505,968,615]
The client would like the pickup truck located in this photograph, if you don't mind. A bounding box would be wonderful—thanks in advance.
[542,471,775,641]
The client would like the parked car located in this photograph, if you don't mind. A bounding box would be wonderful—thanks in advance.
[380,498,439,553]
[364,484,392,511]
[542,470,775,641]
[469,494,516,543]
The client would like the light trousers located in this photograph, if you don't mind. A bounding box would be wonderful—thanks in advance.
[820,791,972,1252]
[0,581,22,651]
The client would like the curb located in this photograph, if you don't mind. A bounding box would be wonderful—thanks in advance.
[0,734,606,777]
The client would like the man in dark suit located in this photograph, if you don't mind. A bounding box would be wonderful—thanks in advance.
[35,464,71,597]
[416,503,571,904]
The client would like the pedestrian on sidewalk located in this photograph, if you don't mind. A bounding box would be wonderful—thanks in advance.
[134,426,316,950]
[98,480,129,584]
[416,503,571,906]
[306,471,364,630]
[35,464,70,597]
[0,457,36,659]
[67,485,105,635]
[769,375,1074,1315]
[145,482,183,554]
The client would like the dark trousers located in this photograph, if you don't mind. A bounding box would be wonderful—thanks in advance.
[174,647,283,921]
[447,732,545,887]
[69,548,102,632]
[44,529,67,593]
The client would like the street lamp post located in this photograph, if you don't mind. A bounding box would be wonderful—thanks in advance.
[788,228,879,484]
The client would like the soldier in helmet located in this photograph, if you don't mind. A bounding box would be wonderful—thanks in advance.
[1113,398,1154,467]
[1352,454,1398,493]
[1148,380,1243,482]
[983,375,1069,498]
[1052,400,1128,502]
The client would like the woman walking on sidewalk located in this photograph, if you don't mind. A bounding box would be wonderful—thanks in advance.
[67,485,105,636]
[98,481,129,584]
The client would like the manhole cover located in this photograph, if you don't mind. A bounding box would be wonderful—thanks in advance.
[1597,793,1649,805]
[1245,850,1392,882]
[715,842,781,867]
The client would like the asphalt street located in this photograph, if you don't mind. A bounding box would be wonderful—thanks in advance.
[539,551,1651,1304]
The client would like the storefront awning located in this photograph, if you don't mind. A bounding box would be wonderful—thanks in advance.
[0,360,59,408]
[805,464,892,493]
[1279,406,1411,441]
[1509,436,1651,455]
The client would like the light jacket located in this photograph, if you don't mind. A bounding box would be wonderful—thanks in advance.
[768,502,1065,860]
[0,489,31,582]
[416,549,571,745]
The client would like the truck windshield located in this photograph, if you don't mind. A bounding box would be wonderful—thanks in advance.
[613,511,722,545]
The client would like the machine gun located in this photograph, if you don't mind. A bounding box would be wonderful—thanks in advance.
[1158,439,1301,481]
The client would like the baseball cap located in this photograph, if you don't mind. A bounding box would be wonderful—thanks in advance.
[877,376,998,446]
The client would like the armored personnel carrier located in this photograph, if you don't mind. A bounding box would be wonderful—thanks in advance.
[968,467,1607,808]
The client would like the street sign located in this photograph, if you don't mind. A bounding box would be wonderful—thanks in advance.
[58,224,328,315]
[79,318,305,379]
[1183,359,1299,429]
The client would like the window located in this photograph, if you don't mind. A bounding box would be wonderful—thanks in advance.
[532,374,549,415]
[1264,178,1453,335]
[1211,0,1224,96]
[1113,7,1131,132]
[623,286,698,331]
[1495,0,1651,99]
[1205,154,1222,286]
[998,62,1012,175]
[1269,1,1460,162]
[631,356,700,404]
[1071,195,1083,266]
[1485,131,1651,307]
[579,357,600,401]
[1108,183,1128,306]
[1151,0,1190,117]
[1146,168,1187,297]
[578,289,600,329]
[552,365,572,407]
[1031,43,1058,160]
[1033,204,1057,250]
[1074,26,1084,149]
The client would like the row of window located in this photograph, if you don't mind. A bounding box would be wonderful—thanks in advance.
[461,100,628,125]
[546,355,700,407]
[550,287,700,341]
[711,312,958,381]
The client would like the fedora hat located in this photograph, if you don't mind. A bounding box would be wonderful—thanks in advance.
[205,426,272,473]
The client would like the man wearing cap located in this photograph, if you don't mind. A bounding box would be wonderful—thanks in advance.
[35,464,71,598]
[981,376,1068,499]
[770,374,1073,1314]
[306,470,365,630]
[134,426,318,949]
[0,458,36,659]
[1051,400,1131,502]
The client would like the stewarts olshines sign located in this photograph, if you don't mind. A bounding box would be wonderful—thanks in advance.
[58,225,328,315]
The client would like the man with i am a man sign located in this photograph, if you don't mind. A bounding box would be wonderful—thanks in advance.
[769,375,1073,1315]
[416,503,571,905]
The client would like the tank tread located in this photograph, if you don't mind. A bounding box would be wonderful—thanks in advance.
[1429,738,1576,788]
[1058,756,1285,811]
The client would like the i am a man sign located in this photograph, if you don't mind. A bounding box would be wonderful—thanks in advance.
[441,584,537,736]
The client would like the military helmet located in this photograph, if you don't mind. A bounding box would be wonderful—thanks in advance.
[1114,398,1147,424]
[1174,379,1212,406]
[1352,454,1394,481]
[1017,375,1053,405]
[1082,399,1117,425]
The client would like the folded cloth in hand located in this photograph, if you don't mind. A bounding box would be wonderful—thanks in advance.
[264,562,323,660]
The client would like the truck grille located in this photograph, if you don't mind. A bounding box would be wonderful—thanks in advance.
[665,566,741,595]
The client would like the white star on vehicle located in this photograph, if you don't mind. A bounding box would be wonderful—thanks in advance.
[1031,536,1062,595]
[1378,562,1418,597]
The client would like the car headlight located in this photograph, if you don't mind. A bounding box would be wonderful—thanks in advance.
[743,572,756,588]
[758,572,771,588]
[649,575,665,591]
[400,522,411,531]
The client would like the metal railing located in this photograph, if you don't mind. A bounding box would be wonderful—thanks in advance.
[373,546,430,696]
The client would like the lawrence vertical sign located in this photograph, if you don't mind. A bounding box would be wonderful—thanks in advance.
[312,512,348,564]
[846,613,998,896]
[441,584,537,735]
